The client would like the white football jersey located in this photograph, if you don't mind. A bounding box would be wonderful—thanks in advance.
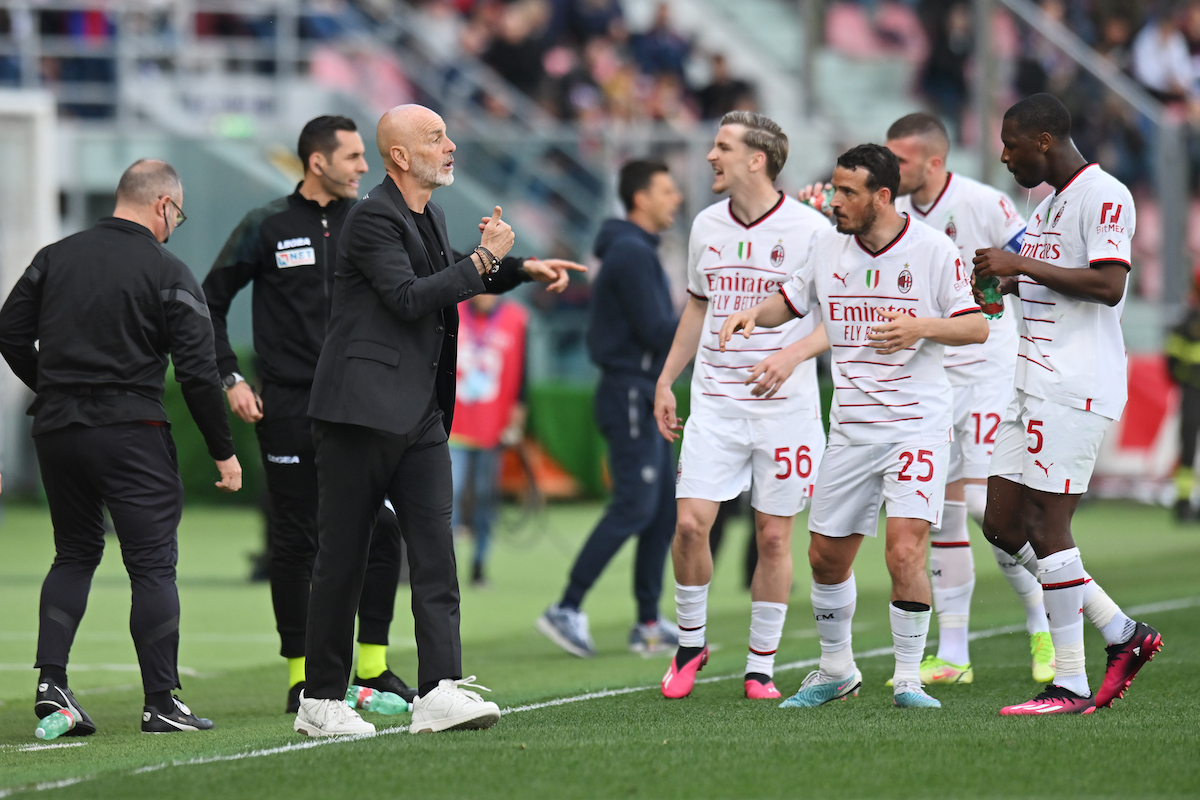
[1015,164,1134,420]
[686,194,829,419]
[780,215,980,445]
[896,173,1026,386]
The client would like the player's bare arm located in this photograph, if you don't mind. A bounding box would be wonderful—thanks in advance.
[716,292,796,350]
[654,295,708,442]
[973,247,1126,307]
[868,309,988,355]
[744,325,829,398]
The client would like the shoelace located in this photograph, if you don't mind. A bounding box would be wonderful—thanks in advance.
[892,679,925,695]
[446,675,492,703]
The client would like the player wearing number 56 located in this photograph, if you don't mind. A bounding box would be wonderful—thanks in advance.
[719,143,986,710]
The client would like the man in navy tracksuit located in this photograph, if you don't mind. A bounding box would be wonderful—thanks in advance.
[538,160,684,656]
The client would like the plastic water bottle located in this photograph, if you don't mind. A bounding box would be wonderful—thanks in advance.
[35,708,77,740]
[803,186,835,213]
[979,276,1005,320]
[345,685,409,714]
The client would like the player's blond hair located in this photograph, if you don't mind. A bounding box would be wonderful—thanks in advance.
[720,111,788,181]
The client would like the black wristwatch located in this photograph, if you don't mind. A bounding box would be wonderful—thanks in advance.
[221,372,244,390]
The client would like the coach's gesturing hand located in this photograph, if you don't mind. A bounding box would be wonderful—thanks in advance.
[477,206,515,266]
[521,258,588,293]
[215,455,243,492]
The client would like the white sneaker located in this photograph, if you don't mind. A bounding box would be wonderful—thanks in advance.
[409,676,501,734]
[294,692,376,737]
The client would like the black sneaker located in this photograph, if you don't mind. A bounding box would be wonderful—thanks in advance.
[354,669,418,703]
[35,679,96,737]
[142,696,215,733]
[286,681,305,714]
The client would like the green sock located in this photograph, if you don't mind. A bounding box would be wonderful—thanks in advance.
[287,656,306,688]
[356,643,387,680]
[1175,466,1194,501]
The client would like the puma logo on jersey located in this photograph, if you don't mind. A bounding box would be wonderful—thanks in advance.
[707,245,724,257]
[915,490,931,506]
[1034,460,1053,477]
[832,272,848,287]
[1107,239,1118,248]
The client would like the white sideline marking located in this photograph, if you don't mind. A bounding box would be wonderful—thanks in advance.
[0,743,87,753]
[1,596,1195,797]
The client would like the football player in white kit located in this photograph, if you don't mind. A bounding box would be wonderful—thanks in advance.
[654,112,831,701]
[975,94,1162,715]
[887,113,1055,686]
[722,144,988,710]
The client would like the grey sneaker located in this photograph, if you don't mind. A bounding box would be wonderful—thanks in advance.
[536,604,596,657]
[629,619,680,655]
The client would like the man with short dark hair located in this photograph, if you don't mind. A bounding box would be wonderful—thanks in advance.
[977,93,1161,715]
[538,159,683,658]
[0,159,242,735]
[721,143,988,710]
[203,115,414,712]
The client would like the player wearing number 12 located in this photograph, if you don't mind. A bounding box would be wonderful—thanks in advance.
[654,112,831,701]
[720,144,988,710]
[976,94,1162,715]
[887,113,1054,686]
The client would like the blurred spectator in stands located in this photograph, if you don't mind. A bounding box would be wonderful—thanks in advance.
[918,0,972,141]
[483,0,550,97]
[697,54,755,120]
[1165,266,1200,522]
[631,3,691,80]
[1181,1,1200,93]
[449,293,530,587]
[647,73,698,129]
[1132,11,1194,104]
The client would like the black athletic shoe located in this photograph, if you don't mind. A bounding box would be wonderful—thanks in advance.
[354,669,418,703]
[142,696,215,733]
[35,679,96,737]
[286,681,305,714]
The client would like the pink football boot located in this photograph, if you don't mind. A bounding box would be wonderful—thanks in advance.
[661,646,709,699]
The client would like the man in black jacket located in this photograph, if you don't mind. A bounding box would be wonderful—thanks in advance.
[0,159,242,735]
[295,104,582,737]
[538,159,683,658]
[203,116,413,712]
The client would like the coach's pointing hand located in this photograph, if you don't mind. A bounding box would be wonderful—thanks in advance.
[479,206,514,261]
[521,258,588,293]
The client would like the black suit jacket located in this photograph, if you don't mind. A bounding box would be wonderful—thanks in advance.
[308,176,527,436]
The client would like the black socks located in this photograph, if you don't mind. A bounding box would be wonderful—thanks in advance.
[145,690,173,711]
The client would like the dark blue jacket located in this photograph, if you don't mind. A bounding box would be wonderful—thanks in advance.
[586,219,678,383]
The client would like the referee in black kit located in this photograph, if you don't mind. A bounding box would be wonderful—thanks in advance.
[0,160,242,735]
[203,116,414,712]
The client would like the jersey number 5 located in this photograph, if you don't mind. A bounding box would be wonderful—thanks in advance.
[774,446,812,480]
[1026,420,1044,454]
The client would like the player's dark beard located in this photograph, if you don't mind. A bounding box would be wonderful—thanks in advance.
[835,205,876,236]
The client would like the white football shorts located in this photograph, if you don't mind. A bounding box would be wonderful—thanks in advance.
[675,409,826,517]
[808,440,951,537]
[948,378,1015,483]
[988,389,1111,494]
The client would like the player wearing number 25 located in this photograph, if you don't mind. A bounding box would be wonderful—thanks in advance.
[720,143,987,710]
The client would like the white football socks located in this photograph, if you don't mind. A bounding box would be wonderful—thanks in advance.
[746,601,788,677]
[811,574,856,678]
[675,582,709,648]
[930,500,974,666]
[890,602,932,690]
[1081,575,1136,645]
[1038,547,1089,697]
[990,544,1050,634]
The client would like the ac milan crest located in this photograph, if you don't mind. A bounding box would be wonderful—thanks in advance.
[770,242,785,268]
[1052,203,1066,228]
[944,220,957,241]
[897,269,913,293]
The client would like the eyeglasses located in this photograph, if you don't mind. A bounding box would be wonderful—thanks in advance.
[160,196,187,228]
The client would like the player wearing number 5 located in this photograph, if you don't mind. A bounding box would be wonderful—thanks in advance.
[654,112,831,701]
[720,144,987,710]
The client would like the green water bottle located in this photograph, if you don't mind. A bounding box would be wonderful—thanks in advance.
[346,685,409,714]
[35,708,77,740]
[979,275,1005,320]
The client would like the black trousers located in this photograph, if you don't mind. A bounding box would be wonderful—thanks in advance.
[1181,384,1200,471]
[306,413,459,699]
[561,374,676,623]
[256,384,403,658]
[34,422,184,694]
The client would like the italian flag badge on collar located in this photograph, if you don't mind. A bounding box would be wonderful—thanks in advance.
[865,269,881,289]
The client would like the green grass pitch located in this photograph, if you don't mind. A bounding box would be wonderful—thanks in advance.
[1,499,1198,798]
